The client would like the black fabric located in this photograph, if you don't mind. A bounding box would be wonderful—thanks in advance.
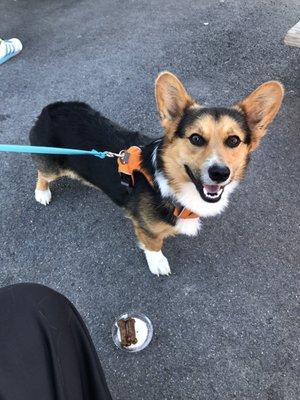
[0,283,112,400]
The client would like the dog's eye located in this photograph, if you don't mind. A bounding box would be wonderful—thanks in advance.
[189,134,206,147]
[225,135,241,148]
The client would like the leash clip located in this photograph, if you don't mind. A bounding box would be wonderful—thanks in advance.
[105,150,126,159]
[119,151,130,164]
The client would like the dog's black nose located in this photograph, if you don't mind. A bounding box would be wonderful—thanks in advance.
[208,165,230,183]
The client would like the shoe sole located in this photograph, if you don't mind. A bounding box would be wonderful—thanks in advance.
[0,50,21,65]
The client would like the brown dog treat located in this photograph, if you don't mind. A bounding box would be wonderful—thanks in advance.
[126,318,137,345]
[117,320,128,347]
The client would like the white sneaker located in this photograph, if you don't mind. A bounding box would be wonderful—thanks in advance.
[0,38,23,65]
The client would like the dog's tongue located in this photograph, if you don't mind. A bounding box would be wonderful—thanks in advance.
[203,184,220,194]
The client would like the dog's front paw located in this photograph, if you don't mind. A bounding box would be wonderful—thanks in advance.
[35,188,52,206]
[144,250,171,276]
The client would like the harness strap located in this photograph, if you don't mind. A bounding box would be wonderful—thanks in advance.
[118,146,152,186]
[117,146,199,220]
[173,207,199,219]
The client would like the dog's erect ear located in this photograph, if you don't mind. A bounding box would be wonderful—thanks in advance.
[155,71,194,135]
[238,81,284,151]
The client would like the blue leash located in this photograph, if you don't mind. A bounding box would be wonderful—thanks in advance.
[0,144,121,159]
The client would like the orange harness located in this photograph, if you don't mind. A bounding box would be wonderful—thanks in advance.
[117,146,199,220]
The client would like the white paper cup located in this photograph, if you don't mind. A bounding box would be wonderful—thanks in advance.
[112,312,153,352]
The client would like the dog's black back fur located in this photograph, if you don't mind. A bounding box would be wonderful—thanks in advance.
[30,102,151,206]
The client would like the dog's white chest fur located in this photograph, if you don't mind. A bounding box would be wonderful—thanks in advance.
[175,218,201,236]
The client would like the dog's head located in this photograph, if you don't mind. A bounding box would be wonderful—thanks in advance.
[155,71,284,217]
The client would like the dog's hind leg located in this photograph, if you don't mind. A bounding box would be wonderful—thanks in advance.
[35,171,56,205]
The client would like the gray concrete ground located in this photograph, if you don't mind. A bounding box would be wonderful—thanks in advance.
[0,1,299,399]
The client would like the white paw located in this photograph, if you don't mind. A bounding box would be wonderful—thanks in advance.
[35,188,52,205]
[144,250,171,276]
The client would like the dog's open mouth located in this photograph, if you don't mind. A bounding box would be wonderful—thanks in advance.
[184,165,225,203]
[202,184,224,202]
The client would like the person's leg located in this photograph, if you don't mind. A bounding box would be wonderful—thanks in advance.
[0,283,112,400]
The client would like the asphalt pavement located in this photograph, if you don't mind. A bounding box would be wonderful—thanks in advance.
[0,1,299,399]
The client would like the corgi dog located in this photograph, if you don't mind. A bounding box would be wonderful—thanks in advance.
[30,72,284,276]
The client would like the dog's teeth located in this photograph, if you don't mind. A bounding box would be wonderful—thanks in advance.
[203,185,223,199]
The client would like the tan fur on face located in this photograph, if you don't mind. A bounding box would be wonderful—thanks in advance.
[155,72,284,192]
[161,113,250,190]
